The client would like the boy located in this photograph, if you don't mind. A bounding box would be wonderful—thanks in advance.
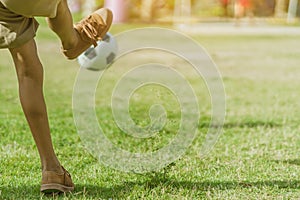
[0,0,112,193]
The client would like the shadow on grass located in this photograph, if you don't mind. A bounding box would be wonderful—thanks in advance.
[0,184,41,199]
[73,177,300,199]
[1,177,299,199]
[273,159,300,166]
[199,119,282,129]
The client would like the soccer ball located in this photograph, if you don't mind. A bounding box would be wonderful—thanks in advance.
[77,33,118,71]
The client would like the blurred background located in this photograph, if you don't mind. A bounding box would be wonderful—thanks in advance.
[67,0,300,25]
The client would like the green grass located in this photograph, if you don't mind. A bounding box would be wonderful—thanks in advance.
[0,22,300,199]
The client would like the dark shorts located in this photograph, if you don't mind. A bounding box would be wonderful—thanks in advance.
[0,2,39,49]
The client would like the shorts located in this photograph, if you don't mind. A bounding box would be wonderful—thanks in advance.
[0,2,38,48]
[0,0,62,18]
[0,0,61,49]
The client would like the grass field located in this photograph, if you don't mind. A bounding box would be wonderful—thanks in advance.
[1,20,300,199]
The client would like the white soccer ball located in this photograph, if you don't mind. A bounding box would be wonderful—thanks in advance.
[78,33,118,71]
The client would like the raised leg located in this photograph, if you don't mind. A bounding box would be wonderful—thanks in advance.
[46,0,113,59]
[46,0,78,50]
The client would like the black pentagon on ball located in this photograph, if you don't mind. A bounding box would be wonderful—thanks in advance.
[103,34,111,43]
[106,52,116,64]
[84,47,97,60]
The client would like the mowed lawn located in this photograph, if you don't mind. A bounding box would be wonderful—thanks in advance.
[1,20,300,199]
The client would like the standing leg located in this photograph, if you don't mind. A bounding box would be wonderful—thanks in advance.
[9,39,62,173]
[9,38,74,193]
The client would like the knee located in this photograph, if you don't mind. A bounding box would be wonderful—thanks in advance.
[17,63,44,84]
[13,59,44,88]
[12,53,43,83]
[9,39,44,83]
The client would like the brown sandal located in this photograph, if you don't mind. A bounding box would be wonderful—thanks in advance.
[40,166,74,193]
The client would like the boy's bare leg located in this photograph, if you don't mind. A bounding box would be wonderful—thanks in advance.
[9,39,63,174]
[46,0,78,51]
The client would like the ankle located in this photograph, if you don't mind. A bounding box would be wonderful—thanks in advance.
[42,162,64,174]
[62,29,79,50]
